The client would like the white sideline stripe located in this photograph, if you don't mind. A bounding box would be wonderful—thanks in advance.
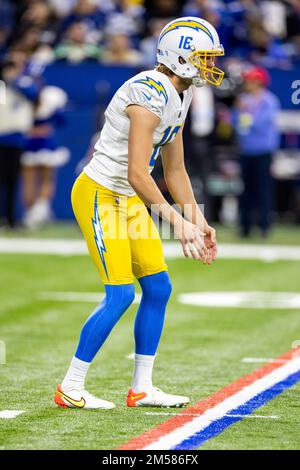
[1,238,300,261]
[0,238,86,256]
[0,410,25,419]
[178,292,300,309]
[38,291,300,310]
[144,412,279,419]
[143,356,300,450]
[37,292,141,304]
[242,358,288,364]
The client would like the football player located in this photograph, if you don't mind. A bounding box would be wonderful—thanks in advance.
[54,17,224,410]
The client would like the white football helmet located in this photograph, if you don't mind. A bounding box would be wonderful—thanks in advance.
[157,16,225,87]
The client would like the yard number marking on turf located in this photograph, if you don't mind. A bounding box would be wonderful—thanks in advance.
[242,358,288,364]
[178,292,300,309]
[0,410,25,419]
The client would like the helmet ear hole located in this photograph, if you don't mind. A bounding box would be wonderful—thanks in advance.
[178,56,186,64]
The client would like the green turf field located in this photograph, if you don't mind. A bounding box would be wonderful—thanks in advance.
[1,227,300,450]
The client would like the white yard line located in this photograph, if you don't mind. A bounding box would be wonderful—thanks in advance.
[0,238,86,256]
[225,414,279,419]
[1,238,300,261]
[242,358,289,364]
[0,410,25,419]
[144,412,279,419]
[38,290,300,310]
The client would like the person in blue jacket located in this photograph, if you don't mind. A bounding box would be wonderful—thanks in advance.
[233,66,280,237]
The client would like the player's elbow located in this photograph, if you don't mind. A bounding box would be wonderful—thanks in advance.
[128,169,147,191]
[164,166,186,187]
[128,171,138,189]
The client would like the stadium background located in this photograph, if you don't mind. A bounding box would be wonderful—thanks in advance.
[0,0,299,226]
[1,0,300,452]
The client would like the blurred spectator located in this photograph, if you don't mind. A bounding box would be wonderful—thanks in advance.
[11,28,44,58]
[102,33,142,65]
[248,19,290,68]
[48,0,78,18]
[286,0,300,61]
[21,85,69,229]
[232,66,280,237]
[0,27,9,60]
[55,22,103,63]
[145,0,182,19]
[183,0,210,16]
[16,0,59,46]
[0,53,38,228]
[140,18,167,68]
[61,0,107,43]
[1,0,299,66]
[104,0,145,45]
[260,1,287,39]
[189,86,215,218]
[105,12,141,42]
[29,43,56,70]
[0,0,14,29]
[0,0,13,58]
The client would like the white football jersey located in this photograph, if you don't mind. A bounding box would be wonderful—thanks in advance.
[84,69,193,196]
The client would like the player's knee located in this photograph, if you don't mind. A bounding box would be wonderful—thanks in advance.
[139,271,172,304]
[158,272,172,303]
[122,283,136,308]
[105,283,135,311]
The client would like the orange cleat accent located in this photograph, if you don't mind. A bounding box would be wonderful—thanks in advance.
[54,385,70,408]
[127,388,147,407]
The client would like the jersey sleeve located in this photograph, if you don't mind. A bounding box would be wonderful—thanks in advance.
[119,80,167,119]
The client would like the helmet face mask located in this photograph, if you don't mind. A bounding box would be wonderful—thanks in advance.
[189,47,225,86]
[157,16,225,87]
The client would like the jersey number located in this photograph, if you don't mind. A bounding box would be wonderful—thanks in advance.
[149,125,181,167]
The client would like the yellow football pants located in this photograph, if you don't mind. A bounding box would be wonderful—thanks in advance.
[71,172,167,285]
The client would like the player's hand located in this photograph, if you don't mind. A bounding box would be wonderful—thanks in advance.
[204,225,218,264]
[174,219,208,262]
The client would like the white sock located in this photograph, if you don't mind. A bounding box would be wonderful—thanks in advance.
[131,354,155,392]
[61,356,90,392]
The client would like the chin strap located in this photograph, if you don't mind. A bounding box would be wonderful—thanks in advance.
[192,76,207,87]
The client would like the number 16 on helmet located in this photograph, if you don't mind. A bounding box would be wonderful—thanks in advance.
[157,16,225,87]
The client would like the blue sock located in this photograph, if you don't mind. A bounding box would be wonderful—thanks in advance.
[134,271,172,356]
[75,284,135,362]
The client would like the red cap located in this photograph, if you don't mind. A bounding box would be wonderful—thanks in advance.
[243,66,271,86]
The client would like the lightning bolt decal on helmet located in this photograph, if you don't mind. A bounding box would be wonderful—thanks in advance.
[157,16,225,87]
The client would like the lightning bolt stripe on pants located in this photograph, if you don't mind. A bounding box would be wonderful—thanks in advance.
[91,190,109,280]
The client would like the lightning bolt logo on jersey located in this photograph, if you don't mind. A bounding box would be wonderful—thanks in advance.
[84,69,193,197]
[92,191,109,279]
[133,77,168,104]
